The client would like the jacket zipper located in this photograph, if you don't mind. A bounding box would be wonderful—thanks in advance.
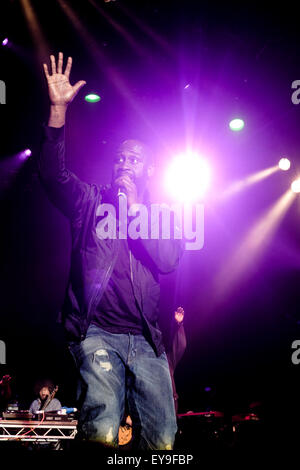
[129,249,134,284]
[84,242,119,335]
[129,248,144,313]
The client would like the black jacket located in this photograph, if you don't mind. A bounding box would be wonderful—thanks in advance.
[38,126,183,356]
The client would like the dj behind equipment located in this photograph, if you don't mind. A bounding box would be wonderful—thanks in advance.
[1,376,77,420]
[0,375,78,450]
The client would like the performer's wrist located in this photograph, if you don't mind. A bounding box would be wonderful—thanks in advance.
[48,104,67,128]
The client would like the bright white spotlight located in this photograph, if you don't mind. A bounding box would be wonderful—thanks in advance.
[278,158,291,171]
[291,179,300,193]
[164,151,211,202]
[229,118,244,131]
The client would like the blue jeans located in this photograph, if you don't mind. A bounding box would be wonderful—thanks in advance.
[69,324,177,450]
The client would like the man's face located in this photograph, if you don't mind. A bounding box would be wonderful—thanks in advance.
[112,140,152,193]
[39,387,50,400]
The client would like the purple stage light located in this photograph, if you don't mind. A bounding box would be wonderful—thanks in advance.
[2,38,8,46]
[164,151,211,202]
[184,84,190,89]
[19,148,32,160]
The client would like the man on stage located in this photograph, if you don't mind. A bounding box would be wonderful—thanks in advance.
[39,52,183,449]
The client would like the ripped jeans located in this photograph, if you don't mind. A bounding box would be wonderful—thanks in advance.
[68,323,177,450]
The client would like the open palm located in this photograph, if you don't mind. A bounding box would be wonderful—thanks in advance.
[43,52,86,106]
[175,306,184,323]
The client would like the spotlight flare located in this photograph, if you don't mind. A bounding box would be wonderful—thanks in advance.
[19,149,32,160]
[278,158,291,171]
[164,152,211,202]
[291,179,300,193]
[229,118,244,131]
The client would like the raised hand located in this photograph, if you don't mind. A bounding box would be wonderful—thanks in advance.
[114,173,138,207]
[174,306,184,324]
[0,375,11,386]
[43,52,86,107]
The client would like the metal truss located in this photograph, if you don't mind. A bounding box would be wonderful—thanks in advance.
[0,419,77,441]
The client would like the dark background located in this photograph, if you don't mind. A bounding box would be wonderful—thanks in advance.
[1,0,300,444]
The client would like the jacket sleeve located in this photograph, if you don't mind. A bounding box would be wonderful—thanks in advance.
[38,125,91,219]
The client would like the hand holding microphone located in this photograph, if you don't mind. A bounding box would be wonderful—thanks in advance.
[115,173,138,207]
[117,186,127,198]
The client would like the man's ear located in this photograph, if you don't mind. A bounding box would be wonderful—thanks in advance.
[147,164,155,178]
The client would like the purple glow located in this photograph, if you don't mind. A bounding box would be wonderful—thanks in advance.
[204,387,212,392]
[2,38,8,46]
[19,149,32,160]
[164,151,211,202]
[184,84,190,89]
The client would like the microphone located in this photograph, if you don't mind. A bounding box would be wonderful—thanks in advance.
[117,187,127,198]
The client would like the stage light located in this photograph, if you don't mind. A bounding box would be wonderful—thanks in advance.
[184,84,190,89]
[291,179,300,193]
[2,38,8,46]
[84,93,101,103]
[20,0,50,62]
[19,148,32,160]
[221,166,279,200]
[215,189,294,301]
[229,118,244,131]
[164,151,211,202]
[278,158,291,171]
